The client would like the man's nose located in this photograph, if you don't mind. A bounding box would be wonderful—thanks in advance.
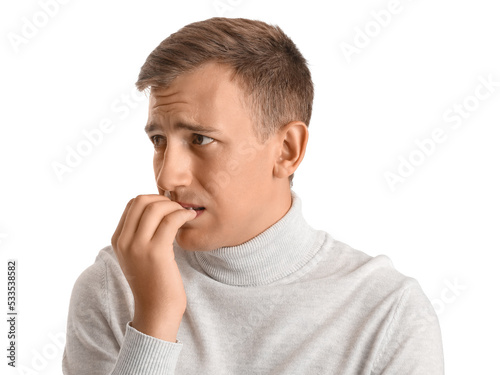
[156,144,192,192]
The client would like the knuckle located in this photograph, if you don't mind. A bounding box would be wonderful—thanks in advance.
[135,194,157,207]
[143,203,155,214]
[134,195,146,203]
[116,237,127,252]
[144,200,162,213]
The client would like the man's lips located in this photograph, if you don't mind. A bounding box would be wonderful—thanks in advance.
[177,201,206,219]
[176,201,205,210]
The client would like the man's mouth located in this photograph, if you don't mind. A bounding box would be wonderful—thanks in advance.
[177,201,205,211]
[163,192,205,211]
[180,203,206,218]
[183,207,205,211]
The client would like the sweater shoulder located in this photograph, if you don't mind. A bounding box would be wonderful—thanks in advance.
[69,245,132,319]
[69,248,107,309]
[92,244,129,288]
[317,235,422,294]
[72,245,122,293]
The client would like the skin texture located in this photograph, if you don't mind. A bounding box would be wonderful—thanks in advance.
[111,61,309,342]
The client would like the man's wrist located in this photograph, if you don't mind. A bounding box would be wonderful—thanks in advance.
[131,312,183,343]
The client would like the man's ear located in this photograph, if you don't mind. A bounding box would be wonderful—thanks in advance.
[273,121,309,179]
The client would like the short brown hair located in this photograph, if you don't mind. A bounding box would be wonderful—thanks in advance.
[135,17,314,186]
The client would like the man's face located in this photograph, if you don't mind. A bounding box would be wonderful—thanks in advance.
[144,62,290,251]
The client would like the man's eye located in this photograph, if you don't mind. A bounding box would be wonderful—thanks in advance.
[192,134,215,146]
[150,135,166,148]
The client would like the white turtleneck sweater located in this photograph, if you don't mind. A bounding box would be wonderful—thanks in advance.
[62,190,444,374]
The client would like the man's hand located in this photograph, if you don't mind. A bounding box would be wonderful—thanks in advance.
[111,194,197,342]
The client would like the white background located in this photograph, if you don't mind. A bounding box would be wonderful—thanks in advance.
[1,0,499,373]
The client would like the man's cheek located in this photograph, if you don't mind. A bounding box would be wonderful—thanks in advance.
[226,158,242,176]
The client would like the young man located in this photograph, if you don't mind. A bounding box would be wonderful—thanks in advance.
[63,18,444,374]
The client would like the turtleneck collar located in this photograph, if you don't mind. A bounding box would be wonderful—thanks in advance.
[192,190,320,287]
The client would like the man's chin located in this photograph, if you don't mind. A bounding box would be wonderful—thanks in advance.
[175,232,212,252]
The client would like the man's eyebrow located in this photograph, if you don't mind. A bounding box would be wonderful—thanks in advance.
[144,122,223,135]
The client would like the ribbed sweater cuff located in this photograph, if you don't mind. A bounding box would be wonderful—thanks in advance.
[111,321,183,374]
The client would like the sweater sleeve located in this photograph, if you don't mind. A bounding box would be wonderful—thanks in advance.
[371,282,445,375]
[62,256,183,374]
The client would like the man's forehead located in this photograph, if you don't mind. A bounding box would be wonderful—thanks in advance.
[150,85,176,95]
[148,88,183,109]
[149,71,243,108]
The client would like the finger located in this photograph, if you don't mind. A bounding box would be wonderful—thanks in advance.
[152,208,198,248]
[111,198,134,251]
[119,194,170,246]
[134,200,186,242]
